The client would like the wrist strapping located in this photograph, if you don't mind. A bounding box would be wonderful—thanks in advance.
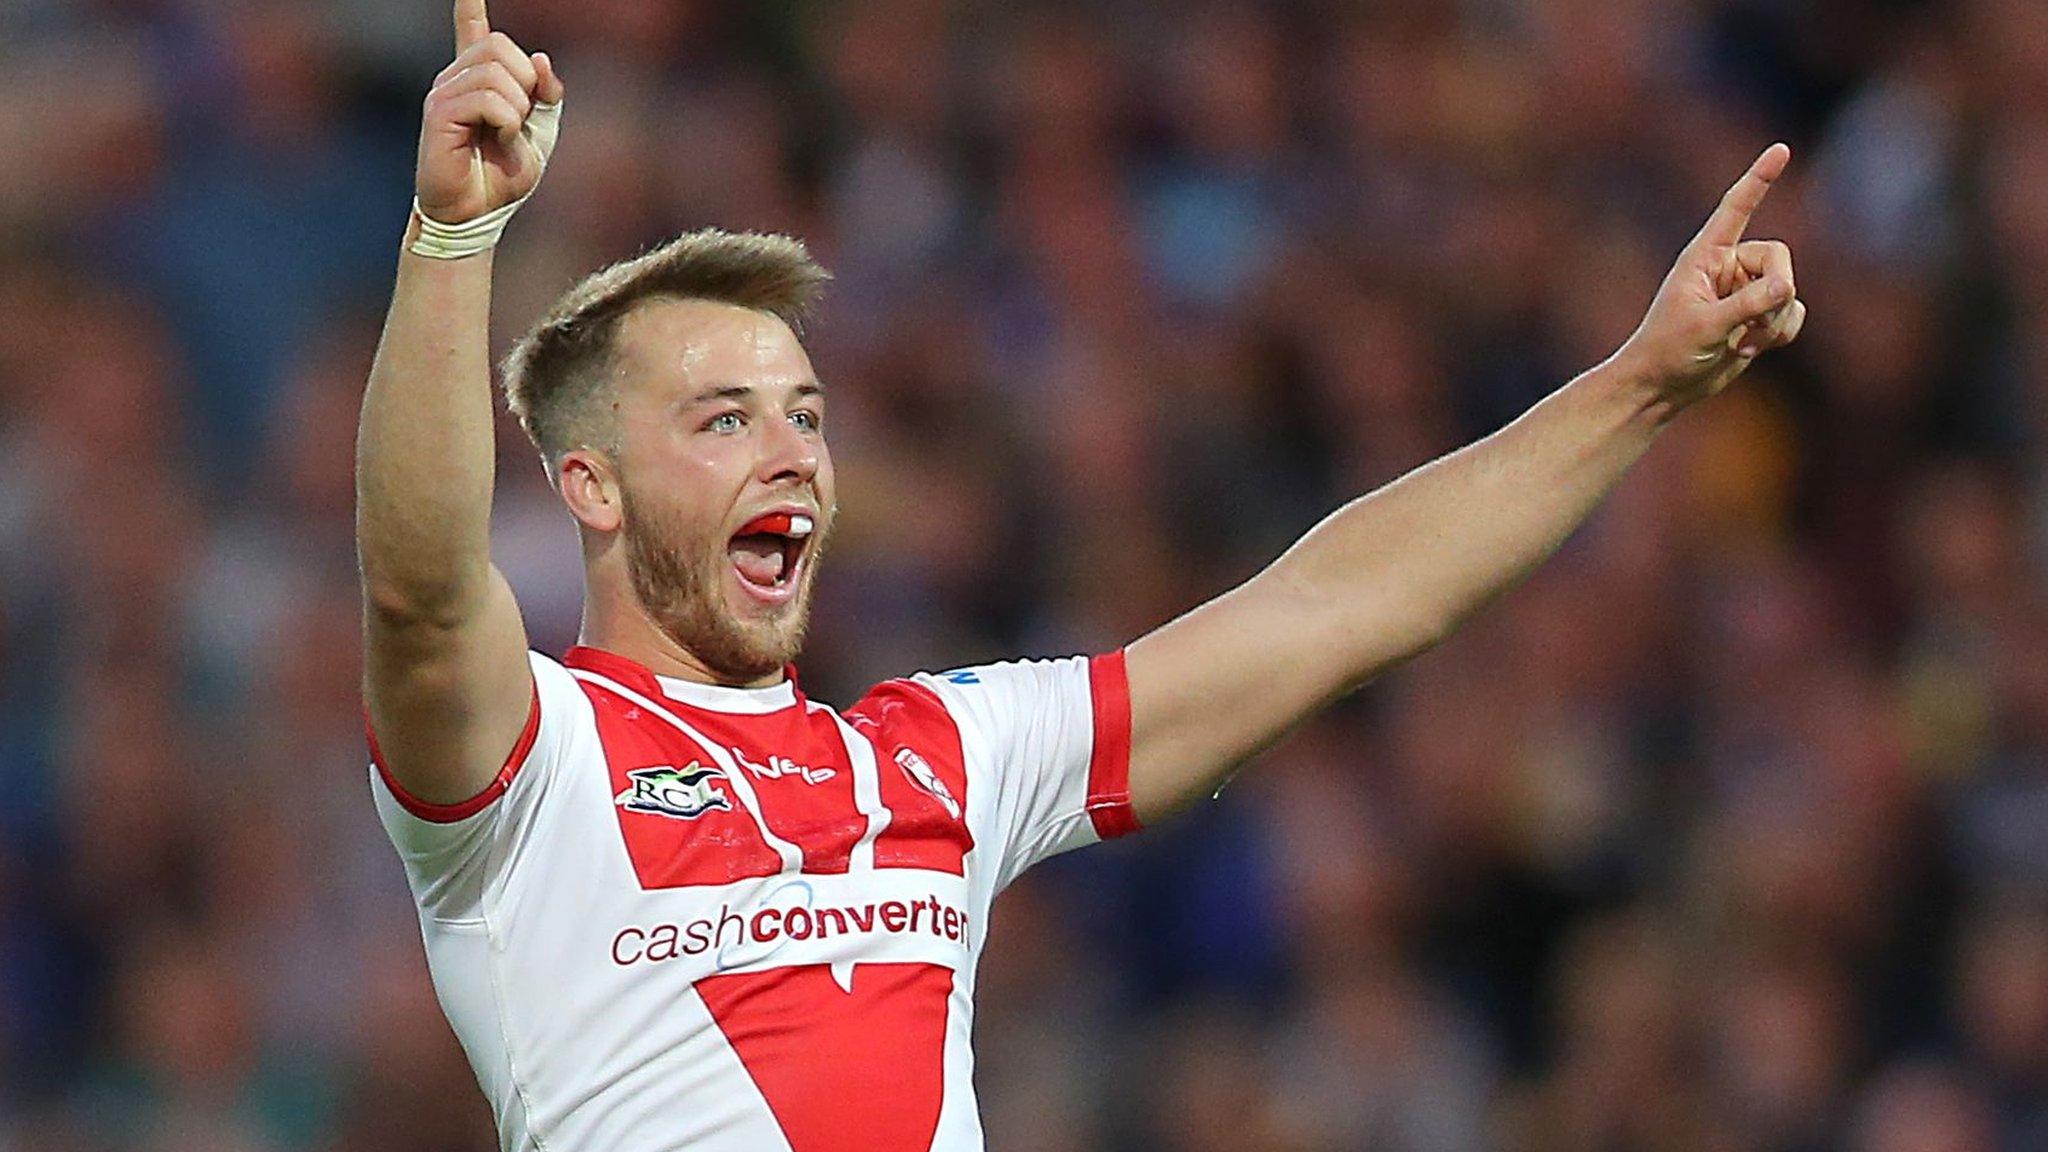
[408,99,562,260]
[411,197,526,260]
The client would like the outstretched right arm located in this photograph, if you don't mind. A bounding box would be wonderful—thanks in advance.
[356,0,564,807]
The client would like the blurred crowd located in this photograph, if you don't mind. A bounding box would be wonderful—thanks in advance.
[4,0,2046,1149]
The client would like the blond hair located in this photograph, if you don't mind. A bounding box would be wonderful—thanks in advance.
[502,229,832,467]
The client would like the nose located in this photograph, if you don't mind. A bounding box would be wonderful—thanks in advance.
[757,412,820,487]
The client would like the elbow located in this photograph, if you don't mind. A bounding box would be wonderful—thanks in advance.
[1264,563,1463,681]
[1407,602,1463,654]
[1339,600,1462,687]
[1392,597,1471,665]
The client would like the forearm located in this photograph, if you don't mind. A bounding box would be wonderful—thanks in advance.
[355,223,501,623]
[1265,353,1669,677]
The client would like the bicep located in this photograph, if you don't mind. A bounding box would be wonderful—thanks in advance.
[363,563,535,807]
[1124,574,1362,823]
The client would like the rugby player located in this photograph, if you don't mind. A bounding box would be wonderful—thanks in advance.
[355,4,1805,1149]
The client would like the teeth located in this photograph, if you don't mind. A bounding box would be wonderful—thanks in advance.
[788,514,813,537]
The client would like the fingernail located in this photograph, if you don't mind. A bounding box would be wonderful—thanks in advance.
[1771,279,1792,303]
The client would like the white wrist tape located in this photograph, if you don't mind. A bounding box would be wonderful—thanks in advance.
[411,197,524,259]
[409,99,563,260]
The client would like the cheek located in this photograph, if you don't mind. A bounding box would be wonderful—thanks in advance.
[814,450,837,504]
[625,469,727,547]
[647,436,752,509]
[673,431,754,483]
[666,487,730,547]
[686,449,744,486]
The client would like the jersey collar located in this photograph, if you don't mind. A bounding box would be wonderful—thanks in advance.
[563,646,802,715]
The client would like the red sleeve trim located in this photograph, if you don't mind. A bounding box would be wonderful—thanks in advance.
[1085,649,1141,839]
[366,676,543,824]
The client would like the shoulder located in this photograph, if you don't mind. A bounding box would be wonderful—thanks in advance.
[843,653,1122,768]
[869,654,1123,730]
[842,659,1062,736]
[843,673,959,746]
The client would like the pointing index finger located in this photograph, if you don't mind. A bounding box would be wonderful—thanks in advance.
[454,0,490,50]
[1695,142,1791,249]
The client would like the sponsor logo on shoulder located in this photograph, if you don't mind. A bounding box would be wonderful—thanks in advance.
[616,762,732,820]
[941,669,981,685]
[894,747,961,820]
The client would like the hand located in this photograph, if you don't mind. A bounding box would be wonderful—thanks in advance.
[416,0,565,226]
[1618,143,1809,411]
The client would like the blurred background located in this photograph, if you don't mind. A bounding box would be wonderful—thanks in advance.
[3,0,2046,1149]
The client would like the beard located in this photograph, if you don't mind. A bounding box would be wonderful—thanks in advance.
[619,481,829,684]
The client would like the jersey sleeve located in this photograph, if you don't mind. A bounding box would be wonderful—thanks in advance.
[913,649,1139,890]
[367,649,583,922]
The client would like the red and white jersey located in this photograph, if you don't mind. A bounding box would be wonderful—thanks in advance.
[368,644,1138,1152]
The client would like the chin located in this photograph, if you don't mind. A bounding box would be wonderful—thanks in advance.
[720,603,808,663]
[646,580,814,684]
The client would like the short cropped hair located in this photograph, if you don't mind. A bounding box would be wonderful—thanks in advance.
[502,228,832,469]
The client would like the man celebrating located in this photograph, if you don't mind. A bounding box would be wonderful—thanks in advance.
[356,5,1805,1150]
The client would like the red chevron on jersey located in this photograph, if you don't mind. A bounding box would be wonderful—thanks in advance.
[696,963,952,1152]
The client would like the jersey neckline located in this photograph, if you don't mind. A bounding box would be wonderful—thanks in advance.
[562,645,804,715]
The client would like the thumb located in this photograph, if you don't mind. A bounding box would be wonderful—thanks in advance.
[532,52,565,105]
[1710,275,1793,334]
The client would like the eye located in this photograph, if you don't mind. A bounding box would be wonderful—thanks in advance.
[706,411,745,433]
[789,409,822,432]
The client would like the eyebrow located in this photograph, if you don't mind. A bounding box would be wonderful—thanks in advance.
[683,381,825,405]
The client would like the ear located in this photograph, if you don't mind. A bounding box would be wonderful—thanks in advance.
[557,449,624,533]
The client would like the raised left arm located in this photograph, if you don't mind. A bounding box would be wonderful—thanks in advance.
[1122,144,1807,824]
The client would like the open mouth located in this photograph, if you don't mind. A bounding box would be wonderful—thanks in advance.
[727,511,815,599]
